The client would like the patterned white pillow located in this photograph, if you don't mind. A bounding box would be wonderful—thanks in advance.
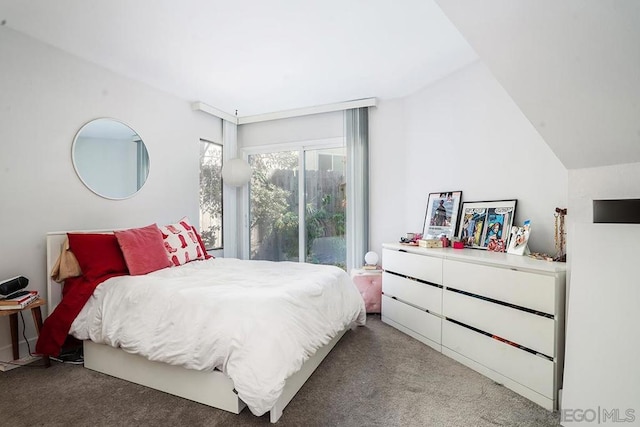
[159,217,205,266]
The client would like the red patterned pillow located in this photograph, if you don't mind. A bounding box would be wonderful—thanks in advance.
[114,224,172,275]
[159,217,205,266]
[67,233,129,281]
[191,226,214,260]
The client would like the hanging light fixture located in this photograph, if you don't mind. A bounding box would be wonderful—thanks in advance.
[221,158,252,187]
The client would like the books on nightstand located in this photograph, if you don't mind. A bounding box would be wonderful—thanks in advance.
[0,290,39,310]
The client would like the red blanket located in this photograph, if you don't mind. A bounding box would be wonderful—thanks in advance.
[36,273,125,357]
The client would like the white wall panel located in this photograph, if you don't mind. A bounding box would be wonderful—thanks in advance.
[561,224,640,425]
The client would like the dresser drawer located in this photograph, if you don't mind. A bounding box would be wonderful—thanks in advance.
[443,259,557,315]
[382,272,442,314]
[442,320,554,398]
[382,295,442,345]
[443,290,555,356]
[382,248,442,285]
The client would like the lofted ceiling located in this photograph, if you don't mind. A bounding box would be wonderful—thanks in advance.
[436,0,640,169]
[6,1,636,170]
[1,0,477,118]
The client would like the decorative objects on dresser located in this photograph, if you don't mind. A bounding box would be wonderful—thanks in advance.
[422,191,463,240]
[507,219,531,256]
[381,243,566,411]
[399,232,422,245]
[457,199,517,250]
[553,207,567,262]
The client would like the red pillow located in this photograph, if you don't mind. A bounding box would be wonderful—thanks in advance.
[191,226,214,260]
[67,233,129,281]
[115,224,172,275]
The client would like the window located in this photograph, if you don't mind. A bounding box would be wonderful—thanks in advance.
[247,144,347,269]
[199,139,223,250]
[242,107,368,271]
[305,148,346,268]
[249,151,300,262]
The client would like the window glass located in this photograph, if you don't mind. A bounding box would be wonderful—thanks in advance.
[249,151,299,261]
[305,148,346,269]
[248,147,347,270]
[199,140,223,250]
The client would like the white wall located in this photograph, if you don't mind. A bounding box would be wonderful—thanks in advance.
[368,99,407,253]
[0,28,222,358]
[568,162,640,225]
[369,61,568,256]
[562,165,640,423]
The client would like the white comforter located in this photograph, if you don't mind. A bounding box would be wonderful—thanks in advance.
[70,258,366,415]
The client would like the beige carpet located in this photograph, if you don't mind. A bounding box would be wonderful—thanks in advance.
[0,315,560,426]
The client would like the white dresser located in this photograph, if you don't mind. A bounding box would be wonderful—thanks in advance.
[381,243,566,411]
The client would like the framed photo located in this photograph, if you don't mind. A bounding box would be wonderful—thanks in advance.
[422,191,463,239]
[457,200,517,251]
[507,219,531,255]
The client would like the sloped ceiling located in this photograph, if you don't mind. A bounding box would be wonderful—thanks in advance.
[0,0,477,118]
[436,0,640,169]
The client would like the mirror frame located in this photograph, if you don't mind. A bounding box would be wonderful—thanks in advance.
[71,118,150,200]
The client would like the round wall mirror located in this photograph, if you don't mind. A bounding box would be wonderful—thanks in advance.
[72,118,150,200]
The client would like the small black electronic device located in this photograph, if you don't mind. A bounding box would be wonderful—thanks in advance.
[0,276,29,298]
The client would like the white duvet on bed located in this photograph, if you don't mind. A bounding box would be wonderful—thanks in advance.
[70,257,366,416]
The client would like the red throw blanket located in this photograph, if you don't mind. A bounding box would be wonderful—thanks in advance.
[36,273,125,357]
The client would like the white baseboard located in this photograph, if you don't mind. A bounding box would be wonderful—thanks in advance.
[0,336,38,366]
[0,354,41,372]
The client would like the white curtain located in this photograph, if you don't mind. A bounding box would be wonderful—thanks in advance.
[345,107,369,271]
[222,119,240,259]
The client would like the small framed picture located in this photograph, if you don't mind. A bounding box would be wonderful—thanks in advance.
[422,191,463,239]
[507,219,531,255]
[457,199,517,251]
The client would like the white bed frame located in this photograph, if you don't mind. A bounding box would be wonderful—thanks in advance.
[46,231,348,423]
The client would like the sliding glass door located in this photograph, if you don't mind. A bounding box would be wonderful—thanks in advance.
[248,145,346,269]
[249,151,299,262]
[304,148,346,268]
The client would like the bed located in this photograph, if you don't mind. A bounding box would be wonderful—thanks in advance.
[41,223,366,423]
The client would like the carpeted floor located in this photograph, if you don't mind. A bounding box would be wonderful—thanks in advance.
[0,315,560,426]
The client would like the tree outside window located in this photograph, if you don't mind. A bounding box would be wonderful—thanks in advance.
[249,148,346,269]
[199,140,223,250]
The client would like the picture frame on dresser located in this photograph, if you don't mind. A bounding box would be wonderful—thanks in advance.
[457,199,517,250]
[422,191,462,239]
